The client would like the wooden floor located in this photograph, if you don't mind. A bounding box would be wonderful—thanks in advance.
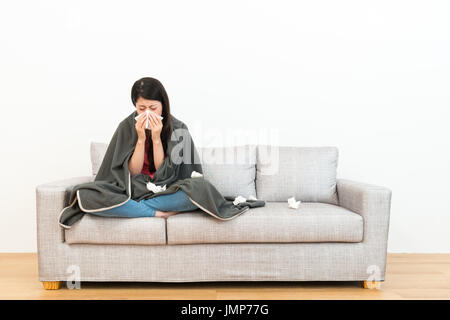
[1,253,449,299]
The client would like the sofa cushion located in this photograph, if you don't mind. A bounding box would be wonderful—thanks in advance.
[256,145,338,204]
[198,145,256,198]
[64,214,166,245]
[90,142,108,176]
[166,202,363,244]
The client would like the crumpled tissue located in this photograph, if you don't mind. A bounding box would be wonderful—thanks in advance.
[233,195,247,205]
[146,181,166,193]
[191,171,203,178]
[232,194,258,205]
[287,196,301,209]
[135,110,164,129]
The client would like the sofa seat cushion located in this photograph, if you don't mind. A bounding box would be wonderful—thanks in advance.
[64,214,166,245]
[167,202,363,244]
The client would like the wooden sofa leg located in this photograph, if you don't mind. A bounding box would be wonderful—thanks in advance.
[361,280,381,289]
[42,281,62,290]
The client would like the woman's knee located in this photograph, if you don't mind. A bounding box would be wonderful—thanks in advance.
[142,189,198,212]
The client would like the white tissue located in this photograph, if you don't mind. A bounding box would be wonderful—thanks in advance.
[191,171,203,178]
[146,181,167,193]
[248,195,257,201]
[287,196,301,209]
[233,195,247,205]
[134,110,164,129]
[145,110,150,129]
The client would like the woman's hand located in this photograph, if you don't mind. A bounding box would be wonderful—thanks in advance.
[148,112,163,141]
[135,113,147,142]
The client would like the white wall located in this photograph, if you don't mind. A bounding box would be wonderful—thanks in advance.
[1,0,449,252]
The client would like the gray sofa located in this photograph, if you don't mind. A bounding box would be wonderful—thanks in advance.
[36,143,392,290]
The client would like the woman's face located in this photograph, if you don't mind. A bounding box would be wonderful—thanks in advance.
[135,97,163,116]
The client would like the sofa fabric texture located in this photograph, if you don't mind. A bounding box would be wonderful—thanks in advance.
[166,202,363,245]
[64,202,363,245]
[199,145,257,198]
[256,145,339,204]
[64,214,167,245]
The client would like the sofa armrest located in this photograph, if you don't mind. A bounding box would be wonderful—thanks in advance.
[336,179,392,245]
[36,176,94,243]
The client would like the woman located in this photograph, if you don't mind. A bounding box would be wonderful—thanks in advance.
[90,77,199,219]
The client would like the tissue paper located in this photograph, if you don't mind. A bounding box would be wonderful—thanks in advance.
[191,171,203,178]
[233,195,247,205]
[135,110,164,129]
[146,181,167,193]
[287,196,301,209]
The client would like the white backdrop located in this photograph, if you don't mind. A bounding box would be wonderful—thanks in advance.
[1,1,449,252]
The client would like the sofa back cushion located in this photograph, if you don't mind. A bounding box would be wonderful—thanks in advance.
[90,142,108,176]
[198,145,256,198]
[256,145,338,204]
[90,142,257,198]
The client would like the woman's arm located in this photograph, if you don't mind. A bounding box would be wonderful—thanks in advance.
[128,139,145,176]
[149,112,165,171]
[152,137,164,170]
[129,112,165,176]
[129,113,147,177]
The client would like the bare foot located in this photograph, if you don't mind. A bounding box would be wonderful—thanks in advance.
[155,210,180,218]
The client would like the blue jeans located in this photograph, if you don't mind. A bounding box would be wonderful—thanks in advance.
[89,189,199,218]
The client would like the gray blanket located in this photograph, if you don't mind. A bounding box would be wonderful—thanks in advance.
[59,111,265,228]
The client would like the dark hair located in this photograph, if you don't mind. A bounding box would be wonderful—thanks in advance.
[131,77,172,172]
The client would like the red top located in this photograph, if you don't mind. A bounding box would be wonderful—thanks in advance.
[141,138,156,179]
